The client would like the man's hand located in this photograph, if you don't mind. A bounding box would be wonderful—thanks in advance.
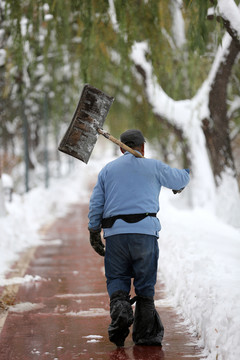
[89,229,105,256]
[172,187,185,194]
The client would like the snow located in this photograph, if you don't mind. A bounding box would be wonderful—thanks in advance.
[82,335,103,344]
[0,157,91,280]
[131,41,217,209]
[0,274,43,286]
[159,189,240,360]
[0,48,6,66]
[66,309,109,317]
[170,0,186,48]
[208,1,240,39]
[44,14,53,22]
[9,302,45,313]
[0,139,240,360]
[217,0,240,38]
[43,3,50,13]
[1,173,13,189]
[82,335,103,339]
[55,292,107,298]
[0,179,6,216]
[20,17,28,37]
[108,0,120,33]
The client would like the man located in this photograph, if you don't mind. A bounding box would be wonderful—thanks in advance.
[88,129,190,347]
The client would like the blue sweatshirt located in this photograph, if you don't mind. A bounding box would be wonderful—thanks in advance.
[88,151,190,238]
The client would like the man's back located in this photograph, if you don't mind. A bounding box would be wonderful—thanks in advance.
[89,151,190,237]
[102,152,162,216]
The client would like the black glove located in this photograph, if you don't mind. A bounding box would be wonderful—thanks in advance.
[89,229,105,256]
[172,187,185,194]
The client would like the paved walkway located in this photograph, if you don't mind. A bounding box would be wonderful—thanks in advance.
[0,203,205,360]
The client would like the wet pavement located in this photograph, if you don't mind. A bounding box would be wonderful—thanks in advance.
[0,203,205,360]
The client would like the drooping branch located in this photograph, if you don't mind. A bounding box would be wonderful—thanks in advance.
[135,63,191,167]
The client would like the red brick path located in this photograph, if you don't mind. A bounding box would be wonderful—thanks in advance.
[0,203,205,360]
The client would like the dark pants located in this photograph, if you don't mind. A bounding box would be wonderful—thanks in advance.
[105,234,159,297]
[105,234,164,346]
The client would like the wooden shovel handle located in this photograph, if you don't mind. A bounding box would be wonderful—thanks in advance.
[97,128,144,158]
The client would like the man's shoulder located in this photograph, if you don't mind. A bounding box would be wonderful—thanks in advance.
[100,156,123,172]
[102,155,162,170]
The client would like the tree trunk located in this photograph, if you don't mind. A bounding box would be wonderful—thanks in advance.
[202,38,239,183]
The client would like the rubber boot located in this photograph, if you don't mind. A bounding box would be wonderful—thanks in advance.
[132,296,164,346]
[108,290,134,347]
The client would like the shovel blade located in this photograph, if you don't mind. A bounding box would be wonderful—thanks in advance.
[58,84,114,163]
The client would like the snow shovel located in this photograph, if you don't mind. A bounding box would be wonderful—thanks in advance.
[58,84,144,164]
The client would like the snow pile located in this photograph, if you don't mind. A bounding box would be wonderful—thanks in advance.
[158,188,240,360]
[82,335,103,343]
[215,170,240,227]
[9,302,45,313]
[66,308,109,317]
[0,275,43,286]
[0,160,88,280]
[0,138,115,281]
[1,174,13,189]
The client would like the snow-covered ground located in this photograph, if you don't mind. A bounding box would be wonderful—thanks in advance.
[158,190,240,360]
[0,140,240,360]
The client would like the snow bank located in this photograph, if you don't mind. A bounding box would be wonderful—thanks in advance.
[1,174,13,189]
[215,169,240,227]
[0,138,115,282]
[158,188,240,360]
[0,160,88,281]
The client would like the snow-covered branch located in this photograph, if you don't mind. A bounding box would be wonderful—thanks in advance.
[194,32,233,104]
[214,0,240,47]
[228,96,240,120]
[170,0,186,48]
[131,41,203,132]
[131,41,217,209]
[108,0,119,33]
[217,0,240,36]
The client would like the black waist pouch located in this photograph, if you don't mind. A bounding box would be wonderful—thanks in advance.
[102,213,156,228]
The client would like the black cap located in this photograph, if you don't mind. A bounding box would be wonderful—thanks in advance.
[120,129,145,147]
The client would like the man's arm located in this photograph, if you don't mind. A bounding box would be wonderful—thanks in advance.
[88,171,105,230]
[172,169,190,194]
[157,162,190,191]
[88,171,105,256]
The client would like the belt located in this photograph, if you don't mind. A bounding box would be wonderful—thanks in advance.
[102,213,157,228]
